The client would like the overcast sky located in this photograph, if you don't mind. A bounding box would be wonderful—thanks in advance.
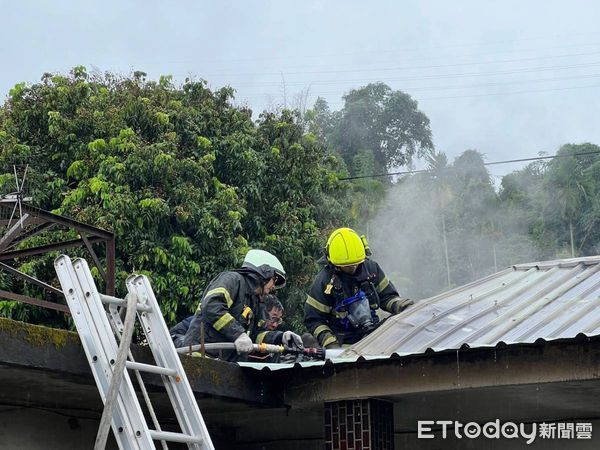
[3,0,600,177]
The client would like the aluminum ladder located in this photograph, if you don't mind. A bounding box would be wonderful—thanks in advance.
[54,255,214,450]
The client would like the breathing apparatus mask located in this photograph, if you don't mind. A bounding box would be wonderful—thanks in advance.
[335,290,375,331]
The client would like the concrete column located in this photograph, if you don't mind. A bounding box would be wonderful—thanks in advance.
[324,399,394,450]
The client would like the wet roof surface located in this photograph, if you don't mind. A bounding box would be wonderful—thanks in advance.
[239,256,600,371]
[343,256,600,357]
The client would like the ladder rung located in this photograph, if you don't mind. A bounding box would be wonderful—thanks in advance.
[55,256,213,449]
[125,361,178,377]
[149,430,204,444]
[100,294,152,312]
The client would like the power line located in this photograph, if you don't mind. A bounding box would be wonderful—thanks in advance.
[233,83,600,109]
[338,150,600,181]
[484,150,600,166]
[180,60,600,89]
[122,31,600,67]
[242,76,600,104]
[131,40,600,73]
[103,40,600,93]
[25,48,600,104]
[194,49,600,78]
[235,72,600,102]
[418,82,600,101]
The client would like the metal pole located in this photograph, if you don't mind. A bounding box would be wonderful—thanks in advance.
[81,234,107,283]
[493,244,498,273]
[0,289,69,314]
[570,221,575,258]
[94,293,137,450]
[441,213,451,287]
[106,238,116,296]
[0,262,63,296]
[0,236,105,261]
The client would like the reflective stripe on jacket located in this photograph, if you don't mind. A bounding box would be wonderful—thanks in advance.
[183,270,260,347]
[303,258,401,346]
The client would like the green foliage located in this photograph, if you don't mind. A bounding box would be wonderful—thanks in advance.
[373,144,600,301]
[305,83,434,233]
[307,83,433,175]
[4,68,597,333]
[371,148,541,300]
[540,143,600,256]
[497,144,600,258]
[0,68,352,330]
[9,82,26,101]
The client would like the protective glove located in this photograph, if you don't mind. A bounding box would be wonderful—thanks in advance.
[392,297,414,314]
[234,332,254,354]
[282,331,304,350]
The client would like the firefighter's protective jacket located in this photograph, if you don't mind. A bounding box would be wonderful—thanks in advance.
[169,315,193,348]
[181,267,281,352]
[303,258,404,347]
[170,316,193,338]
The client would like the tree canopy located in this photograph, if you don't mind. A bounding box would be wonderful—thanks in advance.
[308,82,433,176]
[1,68,599,330]
[0,67,352,329]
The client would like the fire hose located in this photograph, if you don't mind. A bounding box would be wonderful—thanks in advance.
[176,342,326,360]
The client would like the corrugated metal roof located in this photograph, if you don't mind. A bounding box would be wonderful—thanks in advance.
[342,255,600,357]
[237,350,391,371]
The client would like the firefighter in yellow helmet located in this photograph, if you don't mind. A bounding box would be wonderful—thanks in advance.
[303,228,413,348]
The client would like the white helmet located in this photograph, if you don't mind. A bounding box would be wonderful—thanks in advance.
[243,249,286,289]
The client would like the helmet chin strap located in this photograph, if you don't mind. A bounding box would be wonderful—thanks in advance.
[255,279,272,296]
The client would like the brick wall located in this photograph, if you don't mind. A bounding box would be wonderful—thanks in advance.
[324,399,394,450]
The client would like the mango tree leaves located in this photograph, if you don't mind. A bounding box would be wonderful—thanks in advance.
[0,67,351,329]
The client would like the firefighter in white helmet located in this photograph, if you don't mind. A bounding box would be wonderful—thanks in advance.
[183,249,303,360]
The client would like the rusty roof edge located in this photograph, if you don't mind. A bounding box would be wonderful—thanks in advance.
[0,317,282,406]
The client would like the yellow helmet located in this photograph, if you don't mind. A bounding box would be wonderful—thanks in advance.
[326,227,366,267]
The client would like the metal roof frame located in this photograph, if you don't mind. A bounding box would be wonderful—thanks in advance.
[0,200,115,313]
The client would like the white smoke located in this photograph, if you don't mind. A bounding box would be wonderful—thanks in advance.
[366,162,543,301]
